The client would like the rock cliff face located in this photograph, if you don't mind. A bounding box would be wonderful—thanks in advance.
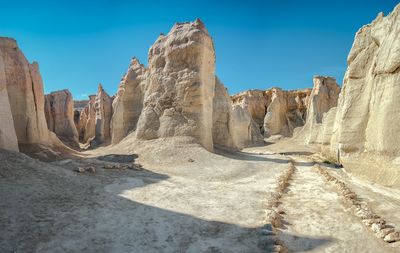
[212,77,236,149]
[45,89,79,146]
[0,41,18,151]
[0,37,62,152]
[109,20,263,151]
[94,84,113,144]
[232,88,311,137]
[78,95,96,144]
[111,58,147,144]
[296,76,340,144]
[328,5,400,187]
[298,5,400,187]
[231,89,269,129]
[132,19,216,151]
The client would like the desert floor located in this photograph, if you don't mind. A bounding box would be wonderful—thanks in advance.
[1,137,399,252]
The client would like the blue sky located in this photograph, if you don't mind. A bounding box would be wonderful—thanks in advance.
[1,0,398,99]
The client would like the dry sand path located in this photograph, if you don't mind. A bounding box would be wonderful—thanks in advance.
[276,157,396,252]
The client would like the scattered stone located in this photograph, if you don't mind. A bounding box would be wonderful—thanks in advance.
[188,158,194,163]
[383,231,400,243]
[376,228,395,239]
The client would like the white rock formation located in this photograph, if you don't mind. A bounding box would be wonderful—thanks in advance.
[45,89,79,146]
[263,88,311,137]
[296,76,340,144]
[0,37,63,152]
[94,84,113,144]
[0,41,18,151]
[328,4,400,187]
[111,58,147,144]
[134,19,216,151]
[212,77,235,149]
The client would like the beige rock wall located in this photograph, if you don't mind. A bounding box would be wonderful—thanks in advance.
[296,76,340,144]
[212,77,235,149]
[45,89,79,146]
[263,88,311,137]
[79,95,96,144]
[231,105,264,149]
[231,89,269,128]
[328,5,400,187]
[94,84,113,144]
[134,19,216,151]
[111,58,147,144]
[0,37,63,152]
[0,43,18,151]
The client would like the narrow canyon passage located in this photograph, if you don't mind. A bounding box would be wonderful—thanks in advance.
[275,158,396,252]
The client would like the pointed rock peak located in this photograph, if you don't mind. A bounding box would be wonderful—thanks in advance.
[130,57,142,67]
[194,18,206,29]
[98,83,104,92]
[0,37,17,49]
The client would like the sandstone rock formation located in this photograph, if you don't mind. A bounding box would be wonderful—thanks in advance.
[231,105,264,149]
[111,58,147,144]
[232,87,311,138]
[78,95,96,144]
[132,19,216,151]
[0,41,18,151]
[212,77,235,149]
[0,37,63,152]
[45,89,79,146]
[329,5,400,187]
[94,84,113,144]
[263,88,311,137]
[298,5,400,188]
[231,89,269,129]
[295,76,340,144]
[109,19,266,151]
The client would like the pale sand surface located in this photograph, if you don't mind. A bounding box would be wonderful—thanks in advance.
[0,137,399,252]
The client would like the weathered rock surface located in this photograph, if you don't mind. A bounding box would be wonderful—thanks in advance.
[231,89,269,129]
[0,37,63,152]
[0,41,18,151]
[329,5,400,187]
[45,89,79,146]
[295,76,340,144]
[211,77,235,149]
[263,88,311,137]
[232,88,311,137]
[78,95,96,144]
[131,19,216,151]
[94,84,113,144]
[300,5,400,188]
[111,58,147,144]
[231,105,264,149]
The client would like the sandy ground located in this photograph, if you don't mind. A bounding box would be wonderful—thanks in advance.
[1,137,399,252]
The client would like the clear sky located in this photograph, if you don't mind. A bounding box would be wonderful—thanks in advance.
[1,0,398,99]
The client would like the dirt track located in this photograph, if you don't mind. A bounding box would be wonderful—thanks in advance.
[0,139,399,252]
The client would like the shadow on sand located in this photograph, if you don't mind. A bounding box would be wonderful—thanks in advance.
[0,148,333,252]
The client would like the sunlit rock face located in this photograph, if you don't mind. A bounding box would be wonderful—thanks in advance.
[296,76,340,144]
[328,4,400,187]
[132,19,216,151]
[94,84,113,144]
[231,89,269,130]
[0,39,18,151]
[79,95,96,144]
[0,37,63,151]
[111,58,147,144]
[212,77,236,149]
[262,88,311,137]
[45,89,79,147]
[231,105,264,149]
